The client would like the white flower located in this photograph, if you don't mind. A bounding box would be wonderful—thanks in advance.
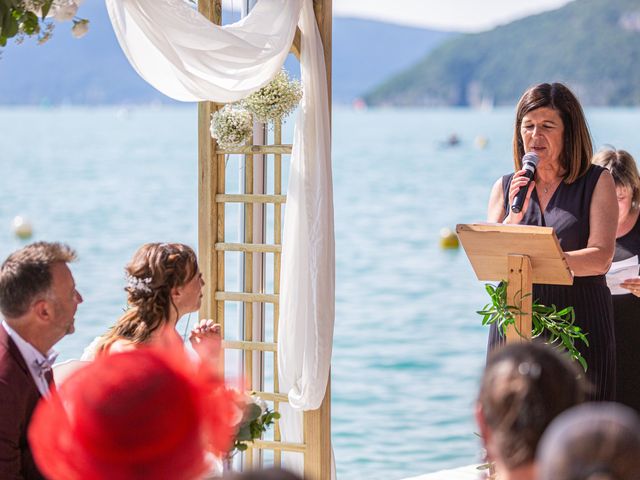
[53,2,78,22]
[242,69,302,124]
[71,19,89,38]
[210,105,253,150]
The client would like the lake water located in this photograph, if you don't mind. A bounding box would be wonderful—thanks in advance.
[1,106,639,479]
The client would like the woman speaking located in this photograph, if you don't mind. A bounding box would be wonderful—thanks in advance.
[486,83,618,401]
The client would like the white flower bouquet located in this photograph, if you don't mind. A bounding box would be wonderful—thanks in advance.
[242,69,303,124]
[210,105,253,150]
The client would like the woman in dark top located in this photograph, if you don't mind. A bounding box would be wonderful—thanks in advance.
[593,148,640,411]
[486,83,618,401]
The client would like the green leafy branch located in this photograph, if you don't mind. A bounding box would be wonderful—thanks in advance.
[0,0,88,48]
[231,396,281,455]
[477,282,589,371]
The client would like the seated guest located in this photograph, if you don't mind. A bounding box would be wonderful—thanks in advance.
[29,344,238,480]
[0,242,82,479]
[82,242,219,361]
[537,402,640,480]
[476,342,586,480]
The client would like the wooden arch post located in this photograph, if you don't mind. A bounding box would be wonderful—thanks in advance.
[197,1,332,479]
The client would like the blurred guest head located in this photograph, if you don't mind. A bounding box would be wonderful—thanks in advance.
[28,345,237,480]
[592,148,640,220]
[476,342,586,480]
[537,402,640,480]
[227,467,304,480]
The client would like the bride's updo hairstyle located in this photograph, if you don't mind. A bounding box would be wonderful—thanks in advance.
[100,243,198,353]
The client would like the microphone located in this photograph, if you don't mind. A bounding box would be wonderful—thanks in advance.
[510,152,540,213]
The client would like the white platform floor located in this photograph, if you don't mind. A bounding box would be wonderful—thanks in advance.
[403,464,488,480]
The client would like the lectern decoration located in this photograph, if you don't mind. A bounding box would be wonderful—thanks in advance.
[457,223,589,371]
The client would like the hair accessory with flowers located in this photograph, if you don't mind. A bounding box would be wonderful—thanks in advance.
[125,273,152,294]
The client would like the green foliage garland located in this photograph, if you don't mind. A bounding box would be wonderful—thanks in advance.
[477,282,589,371]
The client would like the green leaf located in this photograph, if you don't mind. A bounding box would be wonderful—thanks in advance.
[21,11,39,35]
[41,0,54,20]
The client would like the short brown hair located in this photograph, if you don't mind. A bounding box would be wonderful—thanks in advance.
[478,342,586,470]
[592,148,640,211]
[513,83,593,183]
[0,242,77,318]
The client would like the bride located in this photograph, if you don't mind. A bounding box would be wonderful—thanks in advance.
[81,242,219,361]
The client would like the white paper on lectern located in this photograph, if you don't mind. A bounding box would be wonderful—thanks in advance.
[606,255,639,295]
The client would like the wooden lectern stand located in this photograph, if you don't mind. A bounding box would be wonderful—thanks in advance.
[456,223,573,343]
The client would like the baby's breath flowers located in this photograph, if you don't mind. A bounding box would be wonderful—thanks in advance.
[210,105,253,150]
[242,69,303,124]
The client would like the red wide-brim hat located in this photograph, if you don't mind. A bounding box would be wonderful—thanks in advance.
[28,344,238,480]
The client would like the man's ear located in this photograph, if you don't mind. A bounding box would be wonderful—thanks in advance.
[32,299,52,323]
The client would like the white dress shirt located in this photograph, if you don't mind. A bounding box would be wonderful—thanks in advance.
[2,320,57,397]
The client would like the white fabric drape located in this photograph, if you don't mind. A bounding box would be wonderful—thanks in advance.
[106,0,301,102]
[105,0,334,476]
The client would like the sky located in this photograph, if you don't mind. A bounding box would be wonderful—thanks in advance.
[332,0,575,32]
[224,0,575,33]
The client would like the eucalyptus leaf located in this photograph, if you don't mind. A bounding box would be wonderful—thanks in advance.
[478,281,588,371]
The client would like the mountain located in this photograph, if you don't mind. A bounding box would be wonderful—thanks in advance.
[0,3,453,105]
[364,0,640,107]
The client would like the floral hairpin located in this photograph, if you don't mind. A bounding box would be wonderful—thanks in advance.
[126,274,153,294]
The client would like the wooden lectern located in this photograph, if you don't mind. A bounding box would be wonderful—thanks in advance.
[456,223,573,343]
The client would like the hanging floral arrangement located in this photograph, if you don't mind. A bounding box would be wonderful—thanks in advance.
[242,69,303,124]
[210,105,253,150]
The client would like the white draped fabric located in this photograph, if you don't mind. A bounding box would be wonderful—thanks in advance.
[104,0,334,475]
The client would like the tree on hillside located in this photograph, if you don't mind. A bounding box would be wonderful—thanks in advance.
[0,0,88,48]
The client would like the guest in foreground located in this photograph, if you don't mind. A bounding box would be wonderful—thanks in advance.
[476,342,586,480]
[29,343,237,480]
[0,242,82,479]
[227,467,303,479]
[537,402,640,480]
[592,147,640,412]
[82,242,218,361]
[486,82,618,400]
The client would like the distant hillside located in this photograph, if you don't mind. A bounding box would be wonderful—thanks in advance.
[365,0,640,107]
[0,3,453,105]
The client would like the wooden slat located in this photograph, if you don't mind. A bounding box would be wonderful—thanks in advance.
[216,144,293,155]
[253,440,307,453]
[223,340,277,352]
[215,242,282,253]
[215,292,279,303]
[252,391,289,403]
[216,194,287,204]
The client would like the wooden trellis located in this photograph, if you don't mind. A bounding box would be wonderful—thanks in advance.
[197,1,332,479]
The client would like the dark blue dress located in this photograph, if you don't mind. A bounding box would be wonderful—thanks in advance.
[488,164,616,401]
